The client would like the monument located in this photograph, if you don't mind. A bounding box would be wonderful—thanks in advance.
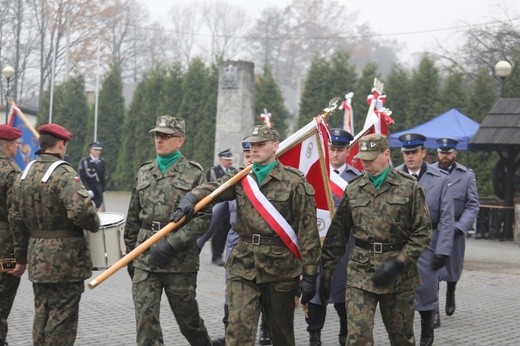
[214,60,255,167]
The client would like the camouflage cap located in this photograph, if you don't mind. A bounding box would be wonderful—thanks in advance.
[243,125,280,143]
[149,115,185,136]
[354,133,389,160]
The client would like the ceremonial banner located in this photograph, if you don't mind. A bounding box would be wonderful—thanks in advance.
[278,117,334,238]
[340,92,354,134]
[8,103,39,169]
[347,79,393,171]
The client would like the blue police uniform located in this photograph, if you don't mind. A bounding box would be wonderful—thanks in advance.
[306,128,360,346]
[434,138,479,320]
[396,133,454,346]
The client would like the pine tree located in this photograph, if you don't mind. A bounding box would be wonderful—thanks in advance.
[439,68,469,114]
[384,64,411,132]
[94,63,125,190]
[407,55,441,128]
[298,55,331,128]
[327,51,358,130]
[255,63,291,139]
[353,62,380,132]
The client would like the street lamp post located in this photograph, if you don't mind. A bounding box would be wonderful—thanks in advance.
[495,60,512,97]
[2,64,15,124]
[494,60,515,240]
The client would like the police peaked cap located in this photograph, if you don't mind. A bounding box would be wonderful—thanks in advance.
[330,128,354,147]
[398,133,426,151]
[436,137,459,152]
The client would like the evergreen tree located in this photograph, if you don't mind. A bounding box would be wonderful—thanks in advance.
[327,51,358,131]
[407,54,442,128]
[298,56,331,128]
[94,63,125,190]
[158,62,184,115]
[37,76,89,166]
[196,63,219,169]
[439,68,469,114]
[178,57,212,169]
[255,63,291,139]
[384,64,411,132]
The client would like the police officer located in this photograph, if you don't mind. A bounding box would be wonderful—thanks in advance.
[124,115,215,345]
[321,133,431,345]
[170,125,321,346]
[78,141,106,210]
[433,138,479,326]
[306,128,360,346]
[206,148,237,266]
[0,125,25,346]
[396,133,454,346]
[9,123,100,345]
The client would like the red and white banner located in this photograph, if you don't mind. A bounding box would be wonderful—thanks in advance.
[347,79,393,171]
[278,117,334,238]
[340,92,354,135]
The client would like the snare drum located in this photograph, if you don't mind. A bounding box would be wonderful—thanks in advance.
[89,212,126,269]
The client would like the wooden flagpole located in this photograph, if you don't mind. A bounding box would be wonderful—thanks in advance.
[88,97,341,289]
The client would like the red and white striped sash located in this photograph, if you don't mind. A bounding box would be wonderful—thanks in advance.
[241,175,301,259]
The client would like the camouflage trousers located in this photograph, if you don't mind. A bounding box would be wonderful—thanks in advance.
[346,286,415,346]
[33,281,84,346]
[0,273,21,341]
[227,276,299,346]
[131,268,211,346]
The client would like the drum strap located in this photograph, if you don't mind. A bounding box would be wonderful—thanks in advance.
[20,160,68,182]
[20,160,36,180]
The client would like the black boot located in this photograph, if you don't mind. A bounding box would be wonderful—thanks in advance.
[338,318,347,346]
[419,310,434,346]
[0,340,8,346]
[432,308,441,329]
[334,303,347,346]
[446,281,457,316]
[309,330,322,346]
[259,314,271,345]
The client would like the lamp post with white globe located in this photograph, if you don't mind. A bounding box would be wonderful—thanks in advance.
[2,64,15,124]
[495,60,512,97]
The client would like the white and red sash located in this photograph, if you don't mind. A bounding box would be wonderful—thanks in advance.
[241,175,301,259]
[329,171,348,198]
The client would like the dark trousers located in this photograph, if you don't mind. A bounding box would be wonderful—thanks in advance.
[306,302,346,332]
[211,217,231,260]
[0,273,21,341]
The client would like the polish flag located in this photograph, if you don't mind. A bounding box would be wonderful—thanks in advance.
[278,117,334,238]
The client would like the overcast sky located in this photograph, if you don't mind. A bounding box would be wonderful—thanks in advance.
[145,0,520,63]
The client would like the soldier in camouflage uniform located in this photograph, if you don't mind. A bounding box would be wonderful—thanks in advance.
[321,133,431,345]
[0,125,25,346]
[170,125,321,346]
[124,115,215,346]
[8,123,100,345]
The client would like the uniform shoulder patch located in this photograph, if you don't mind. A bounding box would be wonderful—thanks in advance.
[284,166,305,177]
[188,160,204,171]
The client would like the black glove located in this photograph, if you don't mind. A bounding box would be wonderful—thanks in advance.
[170,192,198,223]
[299,273,318,304]
[319,278,331,305]
[372,258,404,287]
[149,239,175,268]
[432,254,448,271]
[127,261,134,279]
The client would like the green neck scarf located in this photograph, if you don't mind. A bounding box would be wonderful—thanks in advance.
[369,165,391,191]
[252,160,278,185]
[156,151,181,172]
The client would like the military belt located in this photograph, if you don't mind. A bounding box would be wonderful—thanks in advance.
[141,221,169,232]
[30,228,84,238]
[240,234,285,246]
[0,258,16,273]
[0,220,8,229]
[355,238,405,254]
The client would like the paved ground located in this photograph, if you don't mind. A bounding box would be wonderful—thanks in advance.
[6,192,520,345]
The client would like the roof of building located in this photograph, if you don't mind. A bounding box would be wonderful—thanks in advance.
[469,98,520,152]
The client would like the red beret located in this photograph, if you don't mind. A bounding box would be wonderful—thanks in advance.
[0,125,22,140]
[38,124,73,141]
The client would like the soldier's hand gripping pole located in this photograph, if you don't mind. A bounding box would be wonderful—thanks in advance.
[88,165,253,289]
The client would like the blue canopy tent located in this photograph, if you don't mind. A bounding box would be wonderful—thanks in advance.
[388,108,480,150]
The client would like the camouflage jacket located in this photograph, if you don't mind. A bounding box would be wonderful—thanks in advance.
[0,151,24,261]
[191,160,321,283]
[124,156,211,273]
[9,154,99,283]
[321,167,431,294]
